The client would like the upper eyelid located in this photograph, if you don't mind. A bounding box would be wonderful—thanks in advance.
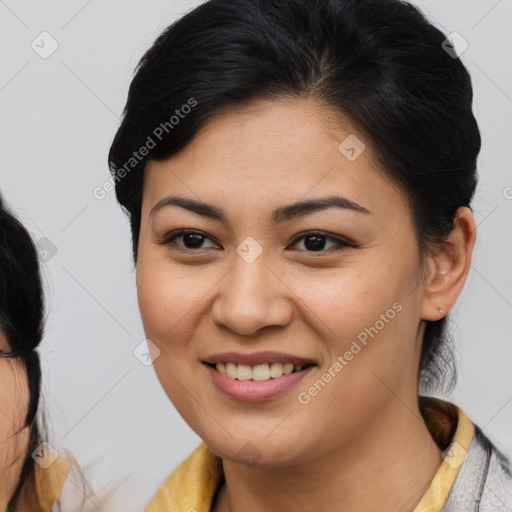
[162,229,352,249]
[290,231,350,244]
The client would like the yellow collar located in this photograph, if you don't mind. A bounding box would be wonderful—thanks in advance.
[414,398,474,510]
[146,442,223,512]
[14,455,71,511]
[145,398,475,512]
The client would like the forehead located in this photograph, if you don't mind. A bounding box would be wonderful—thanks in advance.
[142,97,408,222]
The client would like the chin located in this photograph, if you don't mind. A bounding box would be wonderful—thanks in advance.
[202,430,309,469]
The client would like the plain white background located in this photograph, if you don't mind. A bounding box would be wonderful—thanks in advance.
[1,0,511,509]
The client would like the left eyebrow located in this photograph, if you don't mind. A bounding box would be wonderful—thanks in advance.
[272,195,371,223]
[149,194,371,224]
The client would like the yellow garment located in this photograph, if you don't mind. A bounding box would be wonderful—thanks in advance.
[414,398,474,511]
[13,455,72,511]
[145,398,475,512]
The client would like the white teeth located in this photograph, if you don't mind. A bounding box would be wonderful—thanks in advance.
[269,362,283,378]
[283,363,294,375]
[226,363,237,379]
[214,362,311,381]
[252,364,270,381]
[237,364,252,381]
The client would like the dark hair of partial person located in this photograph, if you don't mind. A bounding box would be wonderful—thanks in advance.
[0,194,46,510]
[108,0,481,394]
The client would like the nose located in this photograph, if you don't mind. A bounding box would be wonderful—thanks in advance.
[210,253,293,336]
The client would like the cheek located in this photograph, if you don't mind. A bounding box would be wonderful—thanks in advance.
[136,254,216,354]
[288,252,422,390]
[0,359,29,422]
[291,261,411,337]
[0,360,30,470]
[137,257,185,335]
[288,270,419,438]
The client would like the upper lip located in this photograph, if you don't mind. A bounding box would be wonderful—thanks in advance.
[202,351,317,366]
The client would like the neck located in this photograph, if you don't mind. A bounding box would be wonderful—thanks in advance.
[213,397,443,512]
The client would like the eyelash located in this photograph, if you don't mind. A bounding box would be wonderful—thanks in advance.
[159,229,355,253]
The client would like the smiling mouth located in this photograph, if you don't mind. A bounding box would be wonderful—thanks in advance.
[206,362,316,381]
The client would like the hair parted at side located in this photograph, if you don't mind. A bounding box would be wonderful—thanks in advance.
[108,0,481,394]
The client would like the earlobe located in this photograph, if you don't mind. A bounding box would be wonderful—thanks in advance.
[420,206,476,321]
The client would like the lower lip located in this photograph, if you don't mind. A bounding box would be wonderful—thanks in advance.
[203,364,315,402]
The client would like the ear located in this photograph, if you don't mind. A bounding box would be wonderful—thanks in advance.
[421,206,476,321]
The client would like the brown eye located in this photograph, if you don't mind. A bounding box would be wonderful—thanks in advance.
[160,229,354,253]
[161,230,219,250]
[289,231,352,252]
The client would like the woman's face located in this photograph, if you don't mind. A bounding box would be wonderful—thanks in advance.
[136,97,433,466]
[0,334,30,505]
